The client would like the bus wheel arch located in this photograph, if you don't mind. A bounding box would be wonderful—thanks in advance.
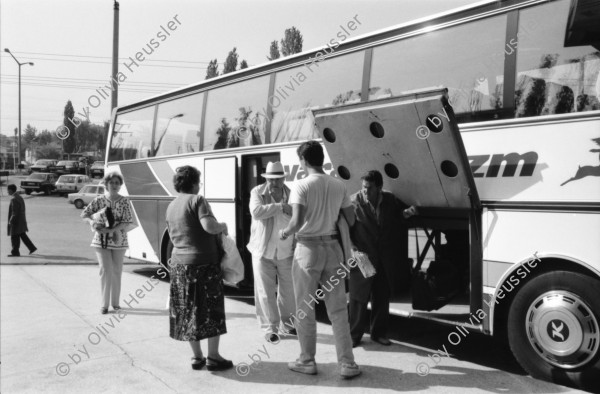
[493,257,600,342]
[501,265,600,391]
[160,230,173,273]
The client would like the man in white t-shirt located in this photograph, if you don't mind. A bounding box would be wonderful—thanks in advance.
[280,140,361,379]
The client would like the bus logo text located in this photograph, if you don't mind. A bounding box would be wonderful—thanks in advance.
[468,152,538,178]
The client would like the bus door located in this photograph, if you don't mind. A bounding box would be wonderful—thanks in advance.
[312,87,483,316]
[240,153,281,285]
[204,156,238,266]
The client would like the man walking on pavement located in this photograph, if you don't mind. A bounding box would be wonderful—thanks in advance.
[6,184,37,257]
[247,161,297,343]
[280,140,361,379]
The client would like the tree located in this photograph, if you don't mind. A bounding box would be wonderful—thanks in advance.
[38,130,56,145]
[214,118,232,149]
[223,47,239,74]
[267,40,280,61]
[23,124,37,145]
[240,60,248,69]
[205,59,219,80]
[280,27,303,57]
[62,100,77,154]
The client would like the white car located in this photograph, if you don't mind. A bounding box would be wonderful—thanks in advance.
[56,174,91,196]
[68,184,105,209]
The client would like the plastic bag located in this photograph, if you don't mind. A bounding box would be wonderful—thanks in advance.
[220,234,244,284]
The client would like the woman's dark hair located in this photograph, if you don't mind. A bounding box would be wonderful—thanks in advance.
[173,165,201,193]
[297,140,324,167]
[361,170,383,188]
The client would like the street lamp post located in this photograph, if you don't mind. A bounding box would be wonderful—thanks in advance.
[4,48,34,170]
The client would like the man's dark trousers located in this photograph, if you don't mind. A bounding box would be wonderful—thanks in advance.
[11,233,36,256]
[349,269,391,342]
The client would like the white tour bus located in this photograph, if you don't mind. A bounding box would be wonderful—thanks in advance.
[105,0,600,389]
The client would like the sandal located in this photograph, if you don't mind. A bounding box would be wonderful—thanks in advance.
[191,356,206,370]
[206,357,233,371]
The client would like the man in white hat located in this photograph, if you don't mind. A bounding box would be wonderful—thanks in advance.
[247,161,297,342]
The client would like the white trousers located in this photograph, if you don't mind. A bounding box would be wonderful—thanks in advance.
[252,255,296,334]
[95,248,126,308]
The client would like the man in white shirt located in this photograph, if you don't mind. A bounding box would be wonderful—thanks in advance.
[280,141,361,379]
[247,161,296,343]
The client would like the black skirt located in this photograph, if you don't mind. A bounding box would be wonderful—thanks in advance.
[169,262,227,341]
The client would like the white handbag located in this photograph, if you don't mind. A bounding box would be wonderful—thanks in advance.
[220,234,244,284]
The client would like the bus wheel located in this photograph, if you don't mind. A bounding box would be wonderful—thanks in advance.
[508,271,600,390]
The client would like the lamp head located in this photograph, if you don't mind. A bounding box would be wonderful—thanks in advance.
[4,48,10,53]
[28,62,34,66]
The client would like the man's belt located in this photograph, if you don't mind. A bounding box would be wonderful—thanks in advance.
[296,234,339,242]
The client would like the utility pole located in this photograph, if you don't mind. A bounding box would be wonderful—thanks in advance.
[111,1,120,111]
[4,49,34,170]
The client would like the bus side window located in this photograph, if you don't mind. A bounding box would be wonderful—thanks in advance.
[270,52,364,143]
[203,76,269,150]
[369,14,507,123]
[109,106,155,162]
[154,93,204,157]
[515,0,600,118]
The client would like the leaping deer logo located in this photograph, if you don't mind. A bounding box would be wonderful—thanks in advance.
[561,137,600,186]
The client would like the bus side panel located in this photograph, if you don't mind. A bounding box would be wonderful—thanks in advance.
[483,210,600,289]
[462,116,600,203]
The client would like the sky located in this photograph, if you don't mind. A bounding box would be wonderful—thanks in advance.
[0,0,482,136]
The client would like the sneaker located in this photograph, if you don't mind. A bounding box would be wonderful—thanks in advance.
[340,362,361,379]
[266,333,280,343]
[288,359,317,375]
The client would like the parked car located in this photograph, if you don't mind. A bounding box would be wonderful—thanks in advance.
[20,172,59,195]
[30,159,58,173]
[90,161,105,178]
[68,183,105,209]
[56,174,91,196]
[55,160,82,175]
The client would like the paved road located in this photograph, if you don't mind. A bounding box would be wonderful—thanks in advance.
[0,188,590,393]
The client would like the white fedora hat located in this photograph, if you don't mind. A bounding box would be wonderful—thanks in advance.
[261,161,287,179]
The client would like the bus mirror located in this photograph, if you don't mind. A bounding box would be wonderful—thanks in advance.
[565,0,600,50]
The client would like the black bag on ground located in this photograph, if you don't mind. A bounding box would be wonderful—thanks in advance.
[411,259,461,311]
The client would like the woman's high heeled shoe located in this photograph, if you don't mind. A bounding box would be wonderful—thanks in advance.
[191,356,206,370]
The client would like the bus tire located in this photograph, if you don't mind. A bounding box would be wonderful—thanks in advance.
[507,270,600,391]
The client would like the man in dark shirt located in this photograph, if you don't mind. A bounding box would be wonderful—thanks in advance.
[349,170,413,347]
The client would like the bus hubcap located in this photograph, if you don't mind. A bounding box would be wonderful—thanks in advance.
[526,290,599,369]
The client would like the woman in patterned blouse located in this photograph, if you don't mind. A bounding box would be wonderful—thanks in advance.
[81,171,134,315]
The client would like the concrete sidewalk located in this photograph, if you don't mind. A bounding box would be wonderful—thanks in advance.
[1,264,583,393]
[1,265,405,393]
